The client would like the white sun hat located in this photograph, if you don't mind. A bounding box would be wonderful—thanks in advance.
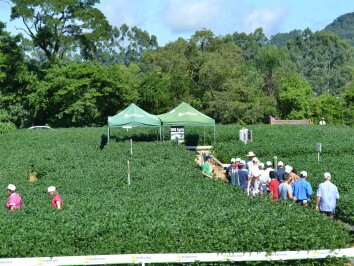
[7,184,16,191]
[47,186,56,193]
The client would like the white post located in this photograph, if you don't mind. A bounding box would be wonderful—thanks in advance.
[318,152,320,162]
[127,160,131,185]
[130,139,133,155]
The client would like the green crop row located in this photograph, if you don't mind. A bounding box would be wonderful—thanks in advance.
[0,127,352,263]
[210,124,354,225]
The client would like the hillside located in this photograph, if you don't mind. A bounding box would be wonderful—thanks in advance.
[324,12,354,46]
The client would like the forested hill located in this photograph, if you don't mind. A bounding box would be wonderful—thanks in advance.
[270,12,354,48]
[324,12,354,46]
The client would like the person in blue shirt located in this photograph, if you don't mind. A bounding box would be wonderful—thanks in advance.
[316,172,339,220]
[275,161,285,183]
[225,158,236,182]
[237,160,248,191]
[292,171,313,206]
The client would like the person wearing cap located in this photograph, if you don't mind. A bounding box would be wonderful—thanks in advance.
[315,173,339,219]
[278,173,296,201]
[292,171,313,206]
[319,118,326,125]
[246,151,255,170]
[275,161,285,183]
[48,186,63,210]
[258,163,270,193]
[248,157,260,180]
[264,161,274,177]
[268,171,279,201]
[202,155,213,180]
[237,160,248,191]
[225,158,236,182]
[6,184,24,210]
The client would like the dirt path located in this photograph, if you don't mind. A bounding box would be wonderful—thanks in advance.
[195,150,226,180]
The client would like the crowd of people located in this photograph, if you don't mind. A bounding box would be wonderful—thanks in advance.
[5,184,62,211]
[202,151,340,219]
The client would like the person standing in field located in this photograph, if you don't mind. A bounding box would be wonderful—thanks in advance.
[319,118,326,125]
[48,186,63,210]
[278,173,296,201]
[237,160,248,191]
[225,158,236,182]
[246,151,256,170]
[289,167,300,186]
[202,156,213,180]
[258,163,270,193]
[268,171,279,201]
[292,171,313,206]
[6,184,24,210]
[316,173,339,219]
[275,161,285,183]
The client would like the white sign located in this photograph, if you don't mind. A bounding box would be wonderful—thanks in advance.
[0,249,352,265]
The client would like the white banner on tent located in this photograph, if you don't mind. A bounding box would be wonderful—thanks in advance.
[0,248,353,265]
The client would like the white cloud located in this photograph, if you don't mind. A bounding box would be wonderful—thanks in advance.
[163,0,220,33]
[99,0,146,28]
[241,4,290,36]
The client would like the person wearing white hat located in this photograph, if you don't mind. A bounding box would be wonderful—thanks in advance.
[246,151,255,170]
[292,171,313,206]
[319,118,326,125]
[6,184,24,210]
[315,173,339,219]
[225,158,237,182]
[275,161,285,183]
[48,186,63,210]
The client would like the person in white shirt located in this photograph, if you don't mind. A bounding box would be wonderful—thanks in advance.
[258,163,270,193]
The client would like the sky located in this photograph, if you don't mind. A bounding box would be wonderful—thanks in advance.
[0,0,353,46]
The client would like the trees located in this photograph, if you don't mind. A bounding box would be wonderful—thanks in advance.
[286,29,354,96]
[10,0,112,65]
[0,21,36,127]
[276,73,313,119]
[28,62,139,126]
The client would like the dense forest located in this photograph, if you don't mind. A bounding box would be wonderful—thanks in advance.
[0,1,353,128]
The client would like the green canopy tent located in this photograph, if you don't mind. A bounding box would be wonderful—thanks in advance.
[158,102,216,143]
[107,103,162,142]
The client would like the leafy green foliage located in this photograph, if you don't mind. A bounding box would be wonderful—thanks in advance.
[324,12,354,46]
[210,124,354,224]
[0,127,351,259]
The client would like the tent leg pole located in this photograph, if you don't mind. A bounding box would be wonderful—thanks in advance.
[204,127,206,145]
[214,126,216,143]
[108,128,110,143]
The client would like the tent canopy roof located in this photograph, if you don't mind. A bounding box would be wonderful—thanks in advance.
[108,104,161,128]
[158,102,215,126]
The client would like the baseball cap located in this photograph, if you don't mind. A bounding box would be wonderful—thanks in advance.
[239,160,246,165]
[285,165,293,173]
[48,186,56,193]
[266,161,272,167]
[252,157,259,163]
[324,172,331,179]
[235,158,241,162]
[205,156,213,161]
[278,161,284,167]
[259,162,264,169]
[7,184,16,191]
[300,171,308,177]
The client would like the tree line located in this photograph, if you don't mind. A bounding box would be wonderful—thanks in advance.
[0,1,353,128]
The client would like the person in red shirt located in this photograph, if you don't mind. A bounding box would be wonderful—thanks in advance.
[48,186,63,210]
[268,171,279,201]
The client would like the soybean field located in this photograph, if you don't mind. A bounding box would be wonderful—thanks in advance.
[0,126,352,262]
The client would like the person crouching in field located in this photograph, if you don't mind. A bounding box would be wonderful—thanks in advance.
[48,186,63,210]
[6,184,24,210]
